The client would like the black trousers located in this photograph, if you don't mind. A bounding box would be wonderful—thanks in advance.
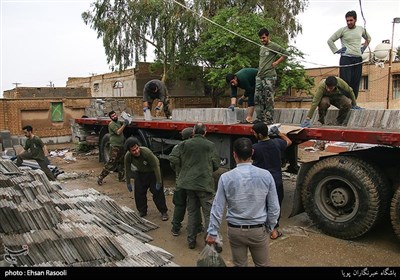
[134,171,168,214]
[339,56,362,99]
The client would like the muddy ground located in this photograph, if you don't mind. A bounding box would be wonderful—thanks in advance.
[48,143,400,268]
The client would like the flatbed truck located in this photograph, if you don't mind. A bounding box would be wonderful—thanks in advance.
[73,116,400,240]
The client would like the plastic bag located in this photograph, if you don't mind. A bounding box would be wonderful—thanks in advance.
[196,244,226,267]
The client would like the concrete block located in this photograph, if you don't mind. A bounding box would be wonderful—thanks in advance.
[388,110,400,129]
[13,145,24,155]
[373,110,385,128]
[365,110,378,128]
[0,130,11,140]
[223,109,238,125]
[2,139,13,149]
[381,110,391,128]
[11,136,19,146]
[3,147,16,156]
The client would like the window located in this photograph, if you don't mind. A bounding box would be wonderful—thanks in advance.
[51,102,63,122]
[359,75,368,90]
[113,80,124,97]
[93,83,99,92]
[393,74,400,99]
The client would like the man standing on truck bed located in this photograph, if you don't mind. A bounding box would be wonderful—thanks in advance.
[327,10,371,100]
[254,28,289,125]
[143,79,172,119]
[97,111,129,185]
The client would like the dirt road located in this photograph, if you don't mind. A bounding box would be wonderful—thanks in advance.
[50,144,400,268]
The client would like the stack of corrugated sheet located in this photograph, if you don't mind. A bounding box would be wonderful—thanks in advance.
[0,159,177,267]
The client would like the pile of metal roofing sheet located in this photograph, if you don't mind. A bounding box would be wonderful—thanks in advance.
[0,159,176,267]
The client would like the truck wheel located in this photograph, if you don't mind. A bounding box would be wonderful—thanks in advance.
[390,188,400,240]
[100,133,110,164]
[302,156,389,239]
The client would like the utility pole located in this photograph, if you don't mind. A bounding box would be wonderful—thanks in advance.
[47,81,54,87]
[12,82,21,88]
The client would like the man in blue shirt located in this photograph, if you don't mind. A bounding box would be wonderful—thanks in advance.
[206,137,280,266]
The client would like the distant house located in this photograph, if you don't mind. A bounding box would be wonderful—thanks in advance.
[66,62,205,98]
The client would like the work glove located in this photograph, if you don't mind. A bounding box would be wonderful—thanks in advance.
[352,105,364,110]
[127,183,133,192]
[237,98,244,106]
[10,156,17,161]
[228,105,235,111]
[335,47,346,54]
[155,183,162,191]
[124,119,130,126]
[360,45,367,54]
[268,126,280,137]
[301,119,312,128]
[155,106,161,111]
[143,107,148,113]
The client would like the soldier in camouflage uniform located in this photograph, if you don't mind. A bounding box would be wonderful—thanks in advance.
[255,28,289,124]
[97,111,129,185]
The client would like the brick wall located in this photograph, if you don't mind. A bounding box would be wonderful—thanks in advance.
[0,98,90,138]
[0,96,226,138]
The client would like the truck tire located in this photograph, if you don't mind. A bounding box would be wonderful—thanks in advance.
[100,133,110,164]
[390,187,400,240]
[302,156,389,239]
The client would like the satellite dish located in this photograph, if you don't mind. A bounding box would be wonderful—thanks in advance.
[374,42,395,61]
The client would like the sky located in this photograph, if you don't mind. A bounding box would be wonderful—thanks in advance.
[1,0,400,95]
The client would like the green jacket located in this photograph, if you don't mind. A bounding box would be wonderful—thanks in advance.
[307,77,357,118]
[108,120,124,147]
[169,142,184,181]
[124,147,161,184]
[257,41,289,79]
[170,135,220,193]
[230,68,257,98]
[24,136,46,161]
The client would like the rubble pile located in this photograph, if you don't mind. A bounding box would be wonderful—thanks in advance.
[0,159,177,267]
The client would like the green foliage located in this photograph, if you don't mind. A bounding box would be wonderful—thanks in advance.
[195,8,275,89]
[76,142,92,153]
[82,0,311,95]
[195,7,314,97]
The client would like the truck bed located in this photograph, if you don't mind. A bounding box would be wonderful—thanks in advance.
[74,117,400,147]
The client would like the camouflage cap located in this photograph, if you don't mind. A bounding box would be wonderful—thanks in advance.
[181,127,193,140]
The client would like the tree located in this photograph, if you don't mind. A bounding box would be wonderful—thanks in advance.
[82,0,309,92]
[82,0,201,82]
[195,7,313,104]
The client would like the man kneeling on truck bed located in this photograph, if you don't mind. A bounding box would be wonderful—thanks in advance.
[301,76,360,128]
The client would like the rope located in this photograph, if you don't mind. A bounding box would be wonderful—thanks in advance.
[168,0,377,69]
